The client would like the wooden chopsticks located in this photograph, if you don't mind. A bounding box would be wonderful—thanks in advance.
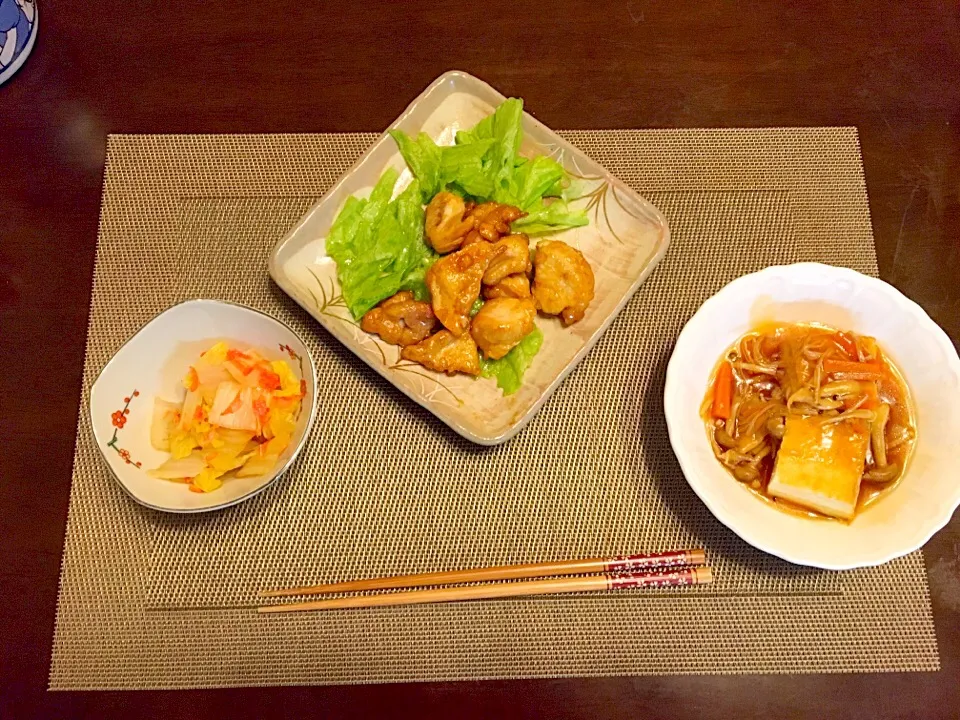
[258,549,710,614]
[260,549,705,598]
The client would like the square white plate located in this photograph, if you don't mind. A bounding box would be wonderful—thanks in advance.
[269,70,669,445]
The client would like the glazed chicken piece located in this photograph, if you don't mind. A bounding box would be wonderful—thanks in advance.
[470,298,537,360]
[460,230,485,248]
[423,196,526,253]
[425,191,475,254]
[532,240,596,326]
[401,329,481,376]
[360,291,437,346]
[466,202,526,241]
[483,273,532,300]
[483,234,531,285]
[426,241,495,336]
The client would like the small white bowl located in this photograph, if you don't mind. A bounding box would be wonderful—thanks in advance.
[90,299,318,513]
[664,263,960,569]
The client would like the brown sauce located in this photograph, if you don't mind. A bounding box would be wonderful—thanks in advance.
[701,323,917,522]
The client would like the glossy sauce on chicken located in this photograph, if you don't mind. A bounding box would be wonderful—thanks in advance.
[358,190,597,387]
[360,291,437,346]
[531,240,595,326]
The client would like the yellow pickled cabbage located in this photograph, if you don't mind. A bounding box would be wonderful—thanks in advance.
[148,343,305,493]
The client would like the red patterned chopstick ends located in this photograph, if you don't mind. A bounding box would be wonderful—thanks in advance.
[609,566,712,590]
[604,549,706,574]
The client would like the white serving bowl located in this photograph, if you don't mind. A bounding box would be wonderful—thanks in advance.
[664,263,960,569]
[90,299,318,513]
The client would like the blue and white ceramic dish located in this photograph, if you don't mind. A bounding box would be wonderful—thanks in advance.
[0,0,37,86]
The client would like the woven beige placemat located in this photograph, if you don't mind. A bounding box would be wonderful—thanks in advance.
[50,129,939,690]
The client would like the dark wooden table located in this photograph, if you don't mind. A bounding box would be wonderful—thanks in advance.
[3,2,958,718]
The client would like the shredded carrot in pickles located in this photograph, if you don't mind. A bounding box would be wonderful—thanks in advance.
[148,342,305,492]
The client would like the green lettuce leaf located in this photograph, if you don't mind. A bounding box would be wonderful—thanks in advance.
[497,155,567,212]
[388,130,442,201]
[390,128,498,201]
[440,139,496,199]
[394,179,438,293]
[325,195,365,264]
[455,109,496,145]
[393,98,588,235]
[480,326,544,395]
[325,172,436,319]
[486,98,525,198]
[512,199,590,235]
[453,98,524,200]
[398,255,434,302]
[362,168,398,222]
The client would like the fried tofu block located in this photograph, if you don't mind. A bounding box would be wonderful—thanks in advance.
[768,415,869,520]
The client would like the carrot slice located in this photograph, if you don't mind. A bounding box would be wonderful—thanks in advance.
[711,361,734,419]
[253,396,270,420]
[182,367,199,392]
[832,331,859,360]
[227,349,257,375]
[258,368,282,391]
[223,393,244,416]
[822,359,883,380]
